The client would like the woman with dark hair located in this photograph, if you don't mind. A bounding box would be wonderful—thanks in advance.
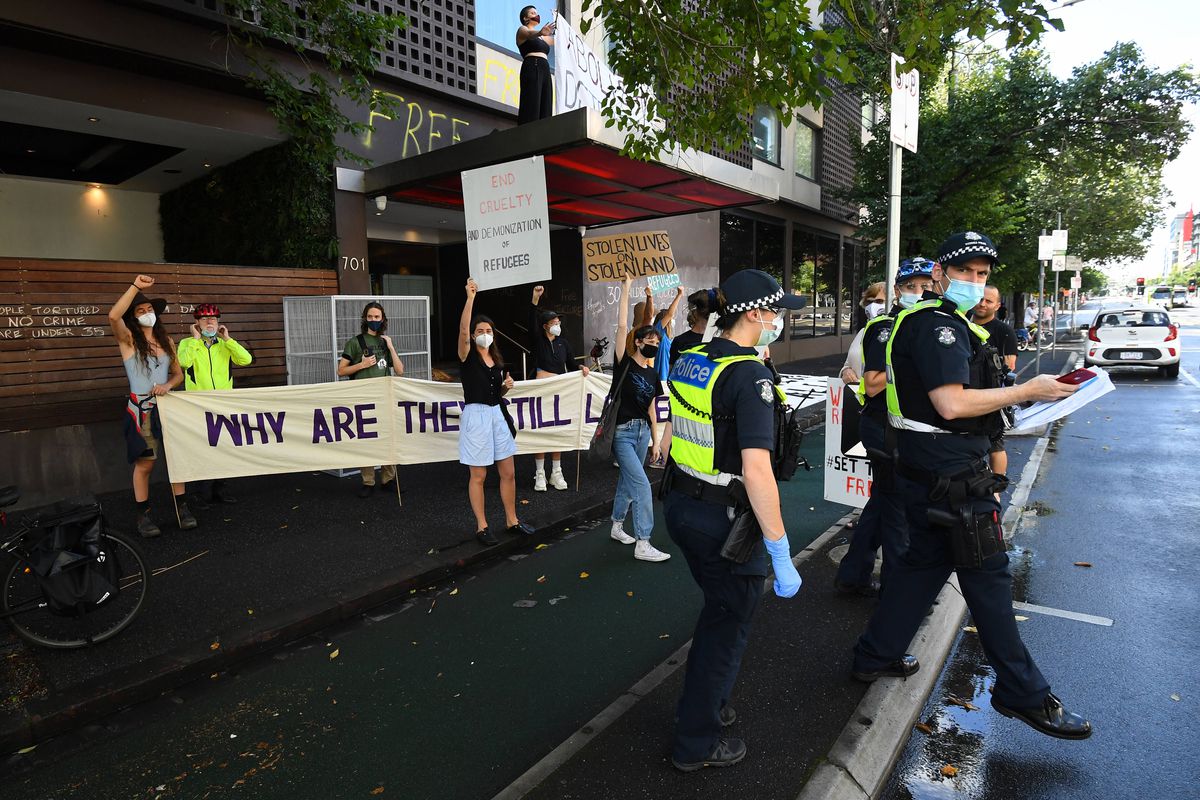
[458,278,533,546]
[608,275,671,562]
[515,5,556,124]
[108,274,195,538]
[669,287,717,367]
[338,301,404,497]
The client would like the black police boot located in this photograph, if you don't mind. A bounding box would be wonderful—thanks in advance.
[671,738,747,772]
[852,654,919,683]
[991,693,1092,740]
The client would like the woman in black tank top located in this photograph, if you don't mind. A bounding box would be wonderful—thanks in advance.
[516,5,555,124]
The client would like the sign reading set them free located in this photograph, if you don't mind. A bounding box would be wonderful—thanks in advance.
[582,230,677,282]
[462,156,551,291]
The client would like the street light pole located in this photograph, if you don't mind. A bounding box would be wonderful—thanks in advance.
[1037,227,1046,375]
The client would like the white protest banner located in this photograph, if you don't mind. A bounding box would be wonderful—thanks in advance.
[823,382,871,508]
[158,379,396,484]
[583,230,676,282]
[159,374,615,482]
[462,156,551,291]
[553,13,619,115]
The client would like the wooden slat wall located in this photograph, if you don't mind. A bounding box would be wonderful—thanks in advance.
[0,258,338,432]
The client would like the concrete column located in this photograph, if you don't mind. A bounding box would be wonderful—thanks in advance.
[334,168,370,294]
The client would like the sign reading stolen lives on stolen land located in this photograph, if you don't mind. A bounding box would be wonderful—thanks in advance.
[462,156,551,291]
[583,230,676,282]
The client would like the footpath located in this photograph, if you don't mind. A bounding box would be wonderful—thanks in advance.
[0,345,1078,800]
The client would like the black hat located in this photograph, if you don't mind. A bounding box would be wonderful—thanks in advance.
[538,309,560,326]
[720,269,807,313]
[126,293,168,317]
[936,231,998,267]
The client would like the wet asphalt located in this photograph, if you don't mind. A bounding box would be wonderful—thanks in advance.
[882,308,1200,799]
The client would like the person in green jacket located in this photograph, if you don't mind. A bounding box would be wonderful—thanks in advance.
[177,303,252,505]
[338,301,404,498]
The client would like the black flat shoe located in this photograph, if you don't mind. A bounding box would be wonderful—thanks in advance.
[852,654,919,683]
[476,528,499,546]
[356,484,373,499]
[506,521,535,536]
[992,693,1092,740]
[671,738,747,772]
[834,579,880,597]
[212,490,238,504]
[189,494,211,511]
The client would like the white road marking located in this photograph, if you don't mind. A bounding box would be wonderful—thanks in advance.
[1011,600,1113,627]
[1179,366,1200,388]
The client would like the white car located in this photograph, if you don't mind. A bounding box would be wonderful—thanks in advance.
[1085,306,1181,378]
[1146,284,1173,310]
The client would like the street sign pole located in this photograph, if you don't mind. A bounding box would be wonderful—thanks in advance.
[885,142,901,304]
[885,54,919,305]
[1052,270,1059,356]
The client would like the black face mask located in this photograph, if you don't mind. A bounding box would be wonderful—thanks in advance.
[639,344,659,360]
[366,320,383,333]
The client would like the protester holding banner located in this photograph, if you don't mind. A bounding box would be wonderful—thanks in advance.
[459,279,534,546]
[607,275,671,563]
[338,302,404,498]
[529,285,589,492]
[178,303,253,508]
[108,274,197,538]
[657,269,806,771]
[623,284,656,363]
[515,5,555,124]
[668,288,717,367]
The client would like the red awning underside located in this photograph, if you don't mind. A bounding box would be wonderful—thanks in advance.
[385,143,764,228]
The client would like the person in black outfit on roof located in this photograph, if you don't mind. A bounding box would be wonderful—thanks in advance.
[516,5,555,124]
[458,278,534,547]
[851,232,1092,742]
[528,284,590,491]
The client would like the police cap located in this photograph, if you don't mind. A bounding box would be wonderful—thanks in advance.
[720,269,807,313]
[936,231,998,267]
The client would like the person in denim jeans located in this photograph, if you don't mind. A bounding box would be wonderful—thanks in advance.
[609,275,671,562]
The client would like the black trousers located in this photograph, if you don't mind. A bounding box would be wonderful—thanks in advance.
[852,474,1050,708]
[836,414,906,589]
[665,490,766,762]
[517,56,552,124]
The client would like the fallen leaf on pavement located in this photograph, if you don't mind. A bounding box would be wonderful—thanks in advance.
[537,575,547,583]
[16,745,36,754]
[914,722,933,735]
[449,588,459,596]
[535,544,549,550]
[520,499,530,505]
[941,765,958,777]
[370,787,385,796]
[962,626,977,634]
[947,695,979,712]
[210,673,219,679]
[659,634,670,639]
[627,591,634,597]
[1014,615,1029,621]
[1170,693,1181,702]
[1073,561,1093,568]
[329,649,340,660]
[210,642,221,651]
[579,572,589,579]
[513,599,537,608]
[247,609,254,615]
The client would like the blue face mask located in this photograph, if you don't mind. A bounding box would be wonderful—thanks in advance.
[898,292,923,309]
[201,328,218,338]
[943,279,986,312]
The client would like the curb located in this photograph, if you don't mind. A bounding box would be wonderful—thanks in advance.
[0,489,624,756]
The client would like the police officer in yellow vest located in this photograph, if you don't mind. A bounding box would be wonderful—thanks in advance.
[658,269,806,771]
[851,232,1092,740]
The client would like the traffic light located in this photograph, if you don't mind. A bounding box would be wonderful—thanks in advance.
[1136,277,1145,286]
[1136,277,1145,296]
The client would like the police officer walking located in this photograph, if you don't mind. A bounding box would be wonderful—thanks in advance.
[658,269,806,771]
[851,232,1092,740]
[835,258,936,595]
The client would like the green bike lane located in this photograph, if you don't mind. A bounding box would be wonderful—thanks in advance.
[11,431,850,800]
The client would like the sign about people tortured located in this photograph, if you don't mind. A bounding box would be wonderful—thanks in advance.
[582,230,677,282]
[462,155,551,291]
[157,372,611,483]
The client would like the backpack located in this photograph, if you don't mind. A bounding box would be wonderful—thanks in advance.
[25,499,122,616]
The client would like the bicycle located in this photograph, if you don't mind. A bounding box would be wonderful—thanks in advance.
[588,336,610,373]
[0,486,150,648]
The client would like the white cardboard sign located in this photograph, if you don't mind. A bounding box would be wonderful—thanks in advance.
[462,156,552,291]
[823,383,871,509]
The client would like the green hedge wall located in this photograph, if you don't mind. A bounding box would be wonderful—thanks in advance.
[159,142,335,269]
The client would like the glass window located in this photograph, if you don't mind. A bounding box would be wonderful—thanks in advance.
[789,227,839,339]
[719,213,755,284]
[752,105,780,166]
[842,241,867,334]
[754,220,785,290]
[794,122,817,180]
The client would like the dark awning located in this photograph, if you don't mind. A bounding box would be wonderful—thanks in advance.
[363,108,778,229]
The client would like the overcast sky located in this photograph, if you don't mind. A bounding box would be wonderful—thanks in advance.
[1041,0,1198,280]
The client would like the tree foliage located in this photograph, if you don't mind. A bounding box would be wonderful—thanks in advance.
[847,44,1200,291]
[580,0,1063,159]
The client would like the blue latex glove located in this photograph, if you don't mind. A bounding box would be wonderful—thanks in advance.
[763,535,802,598]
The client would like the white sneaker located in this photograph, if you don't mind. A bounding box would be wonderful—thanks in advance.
[610,521,636,545]
[549,469,569,490]
[634,540,671,562]
[533,470,547,492]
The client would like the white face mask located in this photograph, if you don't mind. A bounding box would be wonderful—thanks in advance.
[136,313,156,328]
[548,324,562,337]
[756,312,784,347]
[865,301,885,319]
[475,333,494,349]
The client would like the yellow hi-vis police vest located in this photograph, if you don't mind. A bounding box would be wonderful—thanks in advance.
[667,346,782,484]
[855,314,894,407]
[884,298,990,433]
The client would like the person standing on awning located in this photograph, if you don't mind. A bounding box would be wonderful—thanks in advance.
[516,5,555,124]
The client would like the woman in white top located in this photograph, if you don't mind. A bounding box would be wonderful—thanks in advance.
[839,282,886,385]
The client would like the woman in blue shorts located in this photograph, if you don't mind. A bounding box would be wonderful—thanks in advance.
[458,278,534,546]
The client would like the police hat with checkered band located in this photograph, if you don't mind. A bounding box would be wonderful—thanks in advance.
[719,269,807,314]
[895,257,936,284]
[936,231,998,267]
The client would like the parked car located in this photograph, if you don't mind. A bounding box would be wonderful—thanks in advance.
[1172,287,1189,308]
[1085,307,1181,378]
[1147,284,1174,310]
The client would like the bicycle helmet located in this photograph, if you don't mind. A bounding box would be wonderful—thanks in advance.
[194,303,221,319]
